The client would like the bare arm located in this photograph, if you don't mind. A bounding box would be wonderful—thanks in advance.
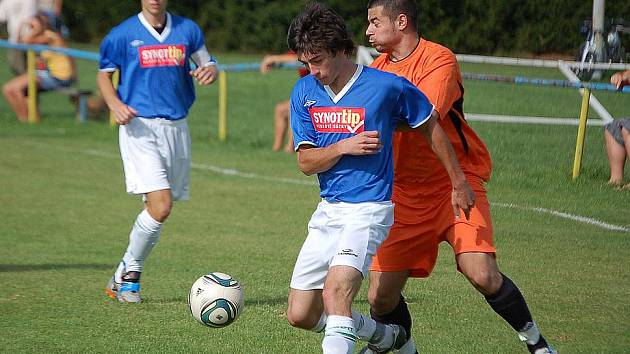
[96,70,137,125]
[415,112,476,219]
[611,69,630,89]
[296,131,382,175]
[260,53,299,74]
[22,33,49,44]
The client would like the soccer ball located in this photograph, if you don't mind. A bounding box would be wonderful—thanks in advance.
[188,272,244,328]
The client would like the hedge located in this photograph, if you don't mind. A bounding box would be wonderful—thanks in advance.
[63,0,630,56]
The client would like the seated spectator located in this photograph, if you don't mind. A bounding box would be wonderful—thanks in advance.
[604,69,630,189]
[260,53,307,152]
[2,13,75,122]
[604,119,630,189]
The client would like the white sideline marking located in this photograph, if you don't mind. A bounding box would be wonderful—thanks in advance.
[84,148,316,186]
[493,202,630,233]
[465,113,607,126]
[29,141,630,232]
[190,162,316,186]
[85,147,630,232]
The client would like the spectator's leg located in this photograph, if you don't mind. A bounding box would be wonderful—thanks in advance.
[621,127,630,189]
[273,100,290,151]
[2,75,30,122]
[284,115,295,153]
[7,49,27,76]
[604,128,625,186]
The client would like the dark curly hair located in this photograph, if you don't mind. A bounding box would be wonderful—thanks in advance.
[287,2,355,57]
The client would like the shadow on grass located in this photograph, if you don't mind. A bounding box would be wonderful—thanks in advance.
[145,296,371,307]
[0,263,112,272]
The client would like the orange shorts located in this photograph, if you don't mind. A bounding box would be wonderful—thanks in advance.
[371,184,495,278]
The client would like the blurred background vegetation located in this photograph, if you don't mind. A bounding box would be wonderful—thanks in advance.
[62,0,630,56]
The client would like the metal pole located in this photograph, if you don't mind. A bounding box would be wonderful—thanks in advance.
[27,50,39,124]
[592,0,606,79]
[572,89,591,179]
[558,61,614,124]
[218,71,227,141]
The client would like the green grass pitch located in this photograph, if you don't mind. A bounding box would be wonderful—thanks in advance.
[0,48,629,353]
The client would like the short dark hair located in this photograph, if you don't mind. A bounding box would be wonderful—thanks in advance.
[287,2,355,57]
[367,0,418,31]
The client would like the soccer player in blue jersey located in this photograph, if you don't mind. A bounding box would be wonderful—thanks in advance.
[285,3,475,353]
[97,0,218,303]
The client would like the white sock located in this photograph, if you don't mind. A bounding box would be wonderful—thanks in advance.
[116,209,162,280]
[351,310,376,341]
[311,312,327,333]
[322,315,356,354]
[517,321,541,345]
[309,310,376,339]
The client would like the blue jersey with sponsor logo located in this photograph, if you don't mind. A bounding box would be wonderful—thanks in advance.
[99,13,206,120]
[290,65,434,203]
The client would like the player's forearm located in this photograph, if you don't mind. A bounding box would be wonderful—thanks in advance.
[432,130,467,188]
[297,144,343,176]
[422,114,467,188]
[96,71,123,110]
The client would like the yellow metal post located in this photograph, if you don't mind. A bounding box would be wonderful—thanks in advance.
[218,70,227,141]
[572,88,591,179]
[109,70,120,127]
[27,50,39,124]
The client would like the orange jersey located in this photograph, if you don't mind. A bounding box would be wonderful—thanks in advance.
[371,38,492,206]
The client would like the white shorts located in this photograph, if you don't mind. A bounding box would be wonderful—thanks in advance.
[119,117,191,201]
[290,200,394,290]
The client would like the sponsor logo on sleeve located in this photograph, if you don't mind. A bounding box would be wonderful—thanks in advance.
[309,107,365,134]
[138,45,186,68]
[130,40,144,47]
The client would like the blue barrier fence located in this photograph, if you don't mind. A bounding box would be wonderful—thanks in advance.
[0,39,304,72]
[2,39,628,93]
[462,72,630,94]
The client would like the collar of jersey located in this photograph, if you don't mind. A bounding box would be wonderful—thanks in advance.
[324,64,363,104]
[137,12,172,43]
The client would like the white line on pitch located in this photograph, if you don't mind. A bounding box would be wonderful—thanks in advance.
[82,149,316,186]
[85,148,630,232]
[24,141,629,233]
[493,202,629,232]
[190,162,316,186]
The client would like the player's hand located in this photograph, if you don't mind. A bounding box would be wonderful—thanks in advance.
[111,102,137,125]
[190,64,218,85]
[337,131,382,155]
[451,180,475,220]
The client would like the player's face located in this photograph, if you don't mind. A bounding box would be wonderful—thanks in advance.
[366,6,400,53]
[298,51,344,86]
[141,0,168,16]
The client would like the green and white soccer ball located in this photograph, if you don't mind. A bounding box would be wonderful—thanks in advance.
[188,272,244,328]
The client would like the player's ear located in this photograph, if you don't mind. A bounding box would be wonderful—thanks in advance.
[396,14,407,31]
